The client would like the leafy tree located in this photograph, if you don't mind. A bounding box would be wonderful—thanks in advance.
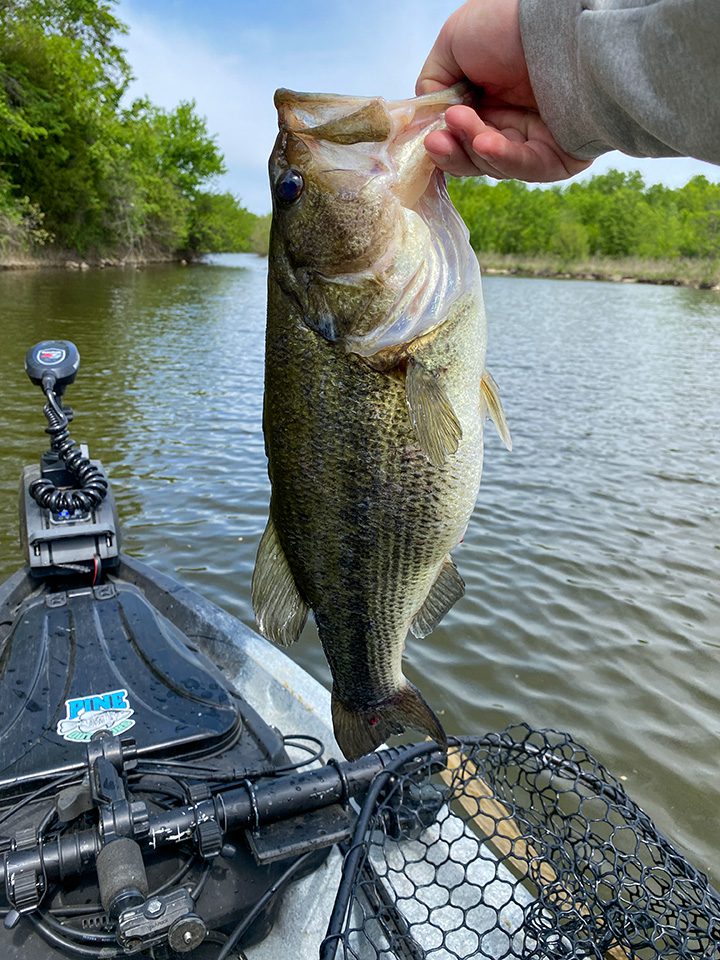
[0,0,264,258]
[550,217,589,263]
[249,214,271,255]
[188,192,256,253]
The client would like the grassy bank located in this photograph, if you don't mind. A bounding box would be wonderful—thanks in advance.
[0,211,271,271]
[0,247,184,271]
[478,253,720,289]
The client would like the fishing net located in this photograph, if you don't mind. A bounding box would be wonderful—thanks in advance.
[322,725,720,960]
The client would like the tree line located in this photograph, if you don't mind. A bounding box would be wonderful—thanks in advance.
[448,171,720,262]
[0,0,267,260]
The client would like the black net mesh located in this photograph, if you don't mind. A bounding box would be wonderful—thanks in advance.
[326,726,720,960]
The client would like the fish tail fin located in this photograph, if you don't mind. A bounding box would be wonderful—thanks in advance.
[331,683,447,760]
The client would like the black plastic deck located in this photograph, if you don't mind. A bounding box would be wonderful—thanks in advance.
[0,579,242,788]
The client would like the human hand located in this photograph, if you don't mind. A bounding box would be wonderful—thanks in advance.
[416,0,591,182]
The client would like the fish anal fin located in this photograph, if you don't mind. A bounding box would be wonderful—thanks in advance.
[410,556,465,639]
[332,683,447,760]
[251,515,309,647]
[405,358,462,467]
[481,370,512,451]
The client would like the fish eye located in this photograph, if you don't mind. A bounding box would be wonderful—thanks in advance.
[275,169,304,204]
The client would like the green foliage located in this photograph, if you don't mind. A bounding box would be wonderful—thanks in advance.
[550,217,589,263]
[189,192,258,253]
[249,213,271,255]
[0,0,263,258]
[448,172,720,262]
[0,172,50,250]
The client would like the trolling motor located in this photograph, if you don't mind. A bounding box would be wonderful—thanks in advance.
[20,340,120,577]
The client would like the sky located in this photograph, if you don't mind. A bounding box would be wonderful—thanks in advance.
[117,0,720,215]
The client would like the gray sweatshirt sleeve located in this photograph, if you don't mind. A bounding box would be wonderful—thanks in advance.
[519,0,720,163]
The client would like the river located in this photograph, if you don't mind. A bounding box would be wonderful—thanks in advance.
[0,254,718,885]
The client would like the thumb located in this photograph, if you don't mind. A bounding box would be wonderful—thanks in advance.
[416,20,464,95]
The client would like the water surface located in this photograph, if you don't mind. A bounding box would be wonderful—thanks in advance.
[0,255,718,883]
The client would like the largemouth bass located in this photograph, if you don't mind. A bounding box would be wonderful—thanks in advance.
[252,85,510,760]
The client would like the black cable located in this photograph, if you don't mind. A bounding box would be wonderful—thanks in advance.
[132,720,245,775]
[29,387,107,513]
[273,734,325,773]
[29,913,120,959]
[37,909,116,945]
[215,850,317,960]
[320,741,441,960]
[189,862,212,902]
[0,772,78,828]
[204,930,230,946]
[37,807,57,840]
[149,853,198,897]
[50,906,104,917]
[135,732,323,787]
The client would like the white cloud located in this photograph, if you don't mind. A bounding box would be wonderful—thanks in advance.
[119,6,278,212]
[118,0,456,213]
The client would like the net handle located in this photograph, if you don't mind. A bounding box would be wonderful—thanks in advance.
[441,747,632,960]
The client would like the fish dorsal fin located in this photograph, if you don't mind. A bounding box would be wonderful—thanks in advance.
[405,358,462,467]
[251,515,309,646]
[303,99,391,144]
[481,370,512,451]
[410,556,465,639]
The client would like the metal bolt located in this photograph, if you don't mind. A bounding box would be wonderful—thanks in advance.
[145,898,163,916]
[168,916,207,953]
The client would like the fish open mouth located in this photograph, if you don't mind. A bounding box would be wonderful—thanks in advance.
[272,84,481,358]
[275,83,471,205]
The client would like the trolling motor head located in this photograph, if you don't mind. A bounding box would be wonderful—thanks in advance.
[20,340,119,578]
[25,340,80,397]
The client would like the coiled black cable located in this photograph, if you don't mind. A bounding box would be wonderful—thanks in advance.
[30,387,108,513]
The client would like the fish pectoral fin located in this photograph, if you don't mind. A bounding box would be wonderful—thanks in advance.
[481,369,512,451]
[331,683,447,760]
[251,516,309,647]
[410,556,465,639]
[405,358,462,467]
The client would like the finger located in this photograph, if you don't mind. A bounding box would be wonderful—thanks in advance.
[442,104,591,180]
[437,106,513,177]
[476,107,537,136]
[415,17,463,95]
[424,130,506,179]
[444,104,500,147]
[470,128,590,181]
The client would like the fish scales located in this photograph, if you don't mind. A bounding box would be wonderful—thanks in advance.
[265,285,483,692]
[253,86,510,759]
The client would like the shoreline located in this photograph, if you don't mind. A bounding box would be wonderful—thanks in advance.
[0,249,191,272]
[2,248,720,291]
[478,253,720,290]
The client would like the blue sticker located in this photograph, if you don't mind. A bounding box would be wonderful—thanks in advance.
[57,688,135,742]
